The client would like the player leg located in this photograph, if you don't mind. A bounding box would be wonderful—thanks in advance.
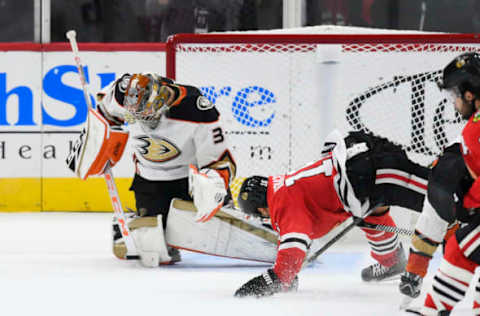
[364,146,428,282]
[344,132,428,282]
[113,174,192,264]
[421,219,480,315]
[132,175,193,263]
[360,206,407,282]
[399,198,456,300]
[474,276,480,315]
[400,147,463,302]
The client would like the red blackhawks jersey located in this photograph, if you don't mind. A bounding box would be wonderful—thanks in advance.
[266,154,350,285]
[461,111,480,209]
[95,73,236,184]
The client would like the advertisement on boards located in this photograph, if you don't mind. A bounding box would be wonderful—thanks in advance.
[0,50,166,211]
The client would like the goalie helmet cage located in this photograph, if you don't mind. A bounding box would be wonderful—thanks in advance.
[166,33,480,207]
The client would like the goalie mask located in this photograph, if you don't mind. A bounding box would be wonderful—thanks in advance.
[438,52,480,119]
[237,176,269,218]
[124,74,169,128]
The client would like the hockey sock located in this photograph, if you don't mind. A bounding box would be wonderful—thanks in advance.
[423,236,478,315]
[362,211,399,267]
[406,231,439,278]
[474,278,480,316]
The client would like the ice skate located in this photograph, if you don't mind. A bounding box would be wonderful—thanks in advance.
[399,271,423,309]
[361,243,406,282]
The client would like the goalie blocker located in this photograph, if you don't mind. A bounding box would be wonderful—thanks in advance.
[66,108,129,179]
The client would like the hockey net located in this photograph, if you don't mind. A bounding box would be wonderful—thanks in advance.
[166,34,479,228]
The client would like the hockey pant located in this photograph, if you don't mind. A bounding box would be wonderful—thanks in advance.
[344,131,429,212]
[423,217,480,315]
[130,174,192,228]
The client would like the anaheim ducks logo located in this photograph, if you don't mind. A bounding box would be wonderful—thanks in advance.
[135,136,180,162]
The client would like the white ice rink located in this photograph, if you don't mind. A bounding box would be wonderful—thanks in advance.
[0,212,476,316]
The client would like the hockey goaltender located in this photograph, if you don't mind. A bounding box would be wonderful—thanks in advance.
[66,72,279,267]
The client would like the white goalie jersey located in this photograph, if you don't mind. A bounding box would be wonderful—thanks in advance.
[96,73,236,184]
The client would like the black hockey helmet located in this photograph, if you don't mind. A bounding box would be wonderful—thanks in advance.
[237,176,269,218]
[438,52,480,91]
[438,52,480,119]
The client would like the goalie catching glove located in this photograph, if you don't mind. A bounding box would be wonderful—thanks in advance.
[188,164,228,223]
[234,269,298,298]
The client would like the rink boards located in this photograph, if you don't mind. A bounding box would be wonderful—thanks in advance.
[0,45,163,212]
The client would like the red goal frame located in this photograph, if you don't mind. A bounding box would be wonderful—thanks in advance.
[165,33,480,79]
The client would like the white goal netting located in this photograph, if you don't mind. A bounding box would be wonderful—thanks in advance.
[167,34,478,231]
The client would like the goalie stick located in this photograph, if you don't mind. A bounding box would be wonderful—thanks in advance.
[66,30,139,259]
[217,204,274,233]
[170,199,278,245]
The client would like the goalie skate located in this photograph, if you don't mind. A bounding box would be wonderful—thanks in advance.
[361,243,407,282]
[167,246,181,264]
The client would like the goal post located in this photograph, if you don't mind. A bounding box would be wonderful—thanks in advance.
[166,33,480,228]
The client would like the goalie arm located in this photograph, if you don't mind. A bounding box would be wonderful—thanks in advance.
[188,164,228,223]
[66,109,129,180]
[95,75,131,126]
[66,74,134,180]
[190,120,237,223]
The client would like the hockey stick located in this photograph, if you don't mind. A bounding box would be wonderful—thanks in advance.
[304,216,361,265]
[356,221,414,236]
[66,30,139,258]
[305,206,377,266]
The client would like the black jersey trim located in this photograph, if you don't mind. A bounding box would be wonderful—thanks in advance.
[280,237,310,249]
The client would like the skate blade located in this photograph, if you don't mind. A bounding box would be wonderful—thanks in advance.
[403,307,422,315]
[399,295,414,310]
[381,274,402,282]
[366,274,402,282]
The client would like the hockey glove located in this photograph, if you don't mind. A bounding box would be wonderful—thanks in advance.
[234,269,298,298]
[188,165,227,223]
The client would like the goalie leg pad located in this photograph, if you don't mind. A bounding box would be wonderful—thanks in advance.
[166,199,277,262]
[130,215,172,267]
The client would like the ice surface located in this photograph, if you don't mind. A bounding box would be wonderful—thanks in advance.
[0,212,475,316]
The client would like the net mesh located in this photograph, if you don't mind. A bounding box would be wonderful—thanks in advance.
[171,39,475,207]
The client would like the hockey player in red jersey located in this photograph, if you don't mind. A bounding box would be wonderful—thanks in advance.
[410,58,480,315]
[399,53,480,307]
[234,130,429,297]
[67,73,236,266]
